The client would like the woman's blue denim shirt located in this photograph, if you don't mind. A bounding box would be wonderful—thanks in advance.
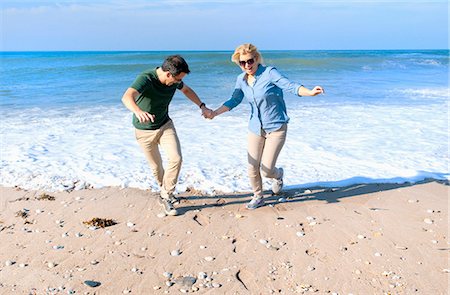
[223,64,303,136]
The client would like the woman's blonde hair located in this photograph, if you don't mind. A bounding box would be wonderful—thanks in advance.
[231,43,263,65]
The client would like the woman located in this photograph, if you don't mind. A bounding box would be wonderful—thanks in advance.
[210,43,324,210]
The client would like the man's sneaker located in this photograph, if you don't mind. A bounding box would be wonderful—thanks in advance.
[272,168,284,195]
[158,197,178,216]
[167,194,180,205]
[246,196,265,210]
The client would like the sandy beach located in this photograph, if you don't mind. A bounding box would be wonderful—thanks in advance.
[0,180,448,294]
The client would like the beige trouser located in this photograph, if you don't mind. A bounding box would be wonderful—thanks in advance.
[135,120,182,199]
[247,124,287,198]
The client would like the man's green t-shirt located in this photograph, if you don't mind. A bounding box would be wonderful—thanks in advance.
[130,68,184,130]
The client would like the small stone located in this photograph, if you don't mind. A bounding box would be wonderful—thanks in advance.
[212,283,221,288]
[374,252,382,257]
[260,239,269,245]
[395,245,408,250]
[198,272,207,279]
[204,256,214,262]
[296,231,305,237]
[357,234,366,239]
[19,263,26,268]
[48,262,56,268]
[75,233,82,238]
[431,240,438,244]
[131,267,138,272]
[443,269,450,273]
[408,199,419,203]
[5,260,14,266]
[199,245,207,249]
[90,260,99,265]
[157,213,166,218]
[423,218,433,224]
[127,222,134,227]
[84,280,101,288]
[163,272,172,279]
[307,266,315,271]
[122,289,131,294]
[171,250,181,256]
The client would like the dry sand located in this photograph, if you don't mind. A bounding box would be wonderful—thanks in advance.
[0,180,448,294]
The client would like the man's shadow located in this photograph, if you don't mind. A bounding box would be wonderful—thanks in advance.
[174,176,448,216]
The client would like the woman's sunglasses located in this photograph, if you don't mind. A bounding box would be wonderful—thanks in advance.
[239,58,255,67]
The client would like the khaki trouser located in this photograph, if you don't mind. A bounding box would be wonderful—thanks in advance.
[135,120,182,199]
[247,124,287,197]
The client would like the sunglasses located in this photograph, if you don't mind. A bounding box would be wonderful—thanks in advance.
[239,58,255,67]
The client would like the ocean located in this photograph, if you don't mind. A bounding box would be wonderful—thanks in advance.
[0,50,448,193]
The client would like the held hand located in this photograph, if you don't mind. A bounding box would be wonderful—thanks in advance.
[201,107,215,119]
[310,86,325,96]
[135,110,155,123]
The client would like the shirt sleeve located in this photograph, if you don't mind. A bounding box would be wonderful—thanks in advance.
[269,67,303,96]
[176,81,184,90]
[223,78,244,110]
[130,74,152,93]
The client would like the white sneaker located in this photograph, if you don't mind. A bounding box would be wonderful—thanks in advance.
[272,168,284,194]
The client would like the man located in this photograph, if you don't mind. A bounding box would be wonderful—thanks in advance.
[122,55,212,216]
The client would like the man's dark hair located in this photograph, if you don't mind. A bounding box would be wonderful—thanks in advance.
[161,55,190,76]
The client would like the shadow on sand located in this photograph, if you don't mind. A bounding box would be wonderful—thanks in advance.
[174,177,448,216]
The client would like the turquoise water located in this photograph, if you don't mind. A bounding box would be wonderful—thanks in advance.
[1,50,448,109]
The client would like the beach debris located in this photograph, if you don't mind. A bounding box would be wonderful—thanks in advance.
[204,256,215,262]
[47,262,56,268]
[83,217,117,228]
[170,249,181,256]
[408,199,419,203]
[374,252,382,257]
[423,218,434,224]
[357,234,366,240]
[84,280,101,288]
[442,269,450,273]
[36,193,55,201]
[126,222,135,227]
[15,209,29,219]
[260,239,269,245]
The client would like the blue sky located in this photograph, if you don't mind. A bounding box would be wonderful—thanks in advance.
[1,0,448,51]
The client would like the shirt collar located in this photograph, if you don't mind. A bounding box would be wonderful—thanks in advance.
[242,64,265,81]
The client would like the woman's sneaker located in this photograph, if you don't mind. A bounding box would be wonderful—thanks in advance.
[158,197,178,216]
[246,197,265,210]
[272,168,284,194]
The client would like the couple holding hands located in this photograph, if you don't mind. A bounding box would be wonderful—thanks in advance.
[122,43,324,216]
